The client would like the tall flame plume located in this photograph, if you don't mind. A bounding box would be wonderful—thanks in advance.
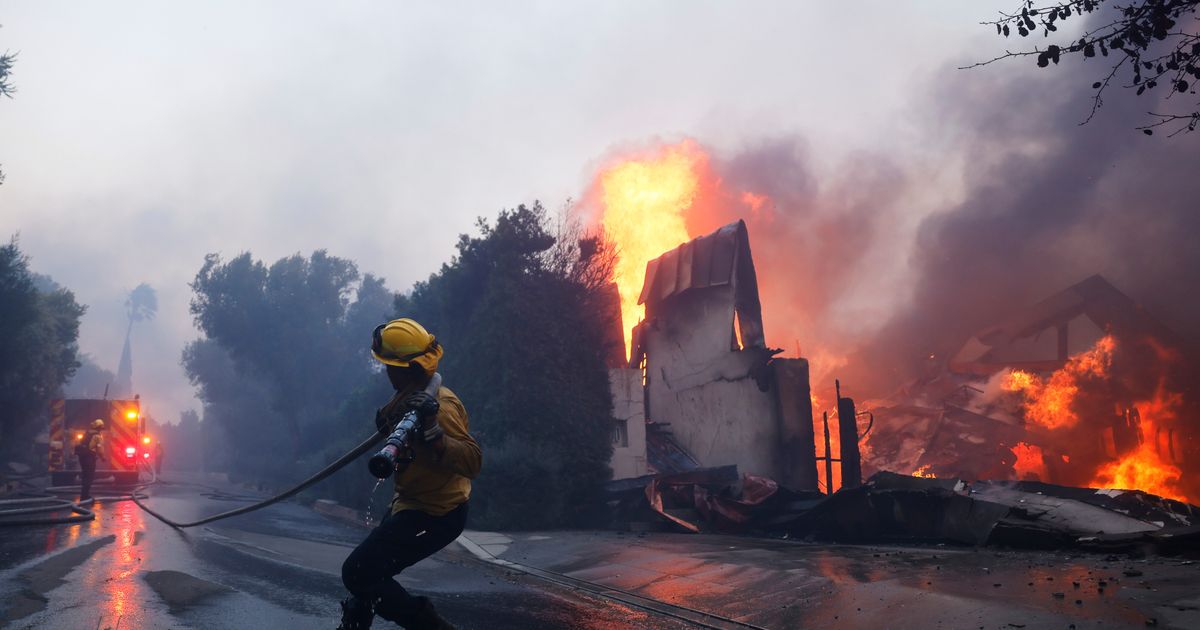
[597,142,703,358]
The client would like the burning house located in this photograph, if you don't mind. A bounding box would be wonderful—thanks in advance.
[604,262,1199,545]
[864,275,1198,504]
[591,141,1196,543]
[607,220,820,492]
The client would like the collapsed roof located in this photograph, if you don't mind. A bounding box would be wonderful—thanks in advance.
[631,219,766,366]
[951,275,1181,375]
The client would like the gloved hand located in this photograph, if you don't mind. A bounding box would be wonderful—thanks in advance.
[404,391,443,442]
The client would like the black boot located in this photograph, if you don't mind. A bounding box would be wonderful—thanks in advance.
[405,597,454,630]
[337,596,374,630]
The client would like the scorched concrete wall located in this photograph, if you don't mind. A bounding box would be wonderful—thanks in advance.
[642,285,783,480]
[609,367,648,479]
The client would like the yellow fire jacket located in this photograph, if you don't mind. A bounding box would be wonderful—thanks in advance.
[83,429,103,454]
[384,385,482,516]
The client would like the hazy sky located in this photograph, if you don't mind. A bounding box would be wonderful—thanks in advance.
[0,2,1003,423]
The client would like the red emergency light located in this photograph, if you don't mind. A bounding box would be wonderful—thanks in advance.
[125,446,136,457]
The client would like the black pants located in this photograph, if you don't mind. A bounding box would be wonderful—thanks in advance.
[341,502,468,622]
[78,451,96,499]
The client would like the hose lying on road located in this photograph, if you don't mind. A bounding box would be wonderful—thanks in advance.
[0,495,97,526]
[0,470,152,527]
[0,431,382,529]
[130,429,386,529]
[131,374,438,529]
[0,374,443,528]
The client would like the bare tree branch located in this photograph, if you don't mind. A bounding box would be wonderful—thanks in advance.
[968,0,1200,135]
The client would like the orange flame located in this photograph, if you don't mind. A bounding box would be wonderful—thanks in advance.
[1091,384,1187,503]
[1002,335,1189,503]
[597,142,703,358]
[911,464,937,478]
[1001,335,1116,430]
[1011,441,1048,481]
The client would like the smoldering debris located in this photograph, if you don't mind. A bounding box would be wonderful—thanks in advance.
[608,470,1200,555]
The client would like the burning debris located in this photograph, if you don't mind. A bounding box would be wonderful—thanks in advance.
[608,470,1200,554]
[596,223,1198,549]
[587,143,1197,552]
[864,275,1197,504]
[783,473,1199,553]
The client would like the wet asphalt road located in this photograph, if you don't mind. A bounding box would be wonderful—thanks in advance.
[470,529,1200,629]
[0,474,687,630]
[5,473,1200,629]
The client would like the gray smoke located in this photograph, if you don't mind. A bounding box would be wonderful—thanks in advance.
[677,46,1200,398]
[860,59,1200,392]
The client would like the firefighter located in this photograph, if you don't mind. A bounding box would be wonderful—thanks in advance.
[154,441,164,475]
[76,419,105,501]
[339,318,482,630]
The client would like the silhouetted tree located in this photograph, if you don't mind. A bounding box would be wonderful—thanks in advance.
[0,239,85,461]
[401,203,618,529]
[971,1,1200,134]
[115,283,156,396]
[184,251,393,482]
[0,25,15,185]
[181,211,619,527]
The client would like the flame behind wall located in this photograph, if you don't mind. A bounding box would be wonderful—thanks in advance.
[587,137,881,387]
[1001,335,1189,503]
[596,142,702,359]
[588,138,1194,504]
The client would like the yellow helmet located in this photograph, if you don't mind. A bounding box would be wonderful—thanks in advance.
[91,418,105,429]
[371,318,443,376]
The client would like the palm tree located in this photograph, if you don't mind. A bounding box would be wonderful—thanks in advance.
[113,283,156,397]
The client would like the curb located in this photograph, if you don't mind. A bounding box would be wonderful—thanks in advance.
[455,532,515,566]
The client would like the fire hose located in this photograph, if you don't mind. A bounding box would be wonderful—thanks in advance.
[0,465,157,527]
[0,375,441,530]
[133,374,440,528]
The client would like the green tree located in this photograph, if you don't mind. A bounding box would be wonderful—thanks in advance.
[0,239,85,461]
[184,251,393,483]
[972,1,1200,134]
[181,210,620,527]
[403,203,618,529]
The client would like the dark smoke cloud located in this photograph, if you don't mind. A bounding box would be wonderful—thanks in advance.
[671,45,1200,399]
[861,57,1200,393]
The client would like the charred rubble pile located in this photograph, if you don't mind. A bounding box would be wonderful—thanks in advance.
[606,469,1200,555]
[603,223,1199,555]
[861,276,1198,496]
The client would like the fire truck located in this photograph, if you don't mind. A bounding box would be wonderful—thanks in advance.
[48,396,153,486]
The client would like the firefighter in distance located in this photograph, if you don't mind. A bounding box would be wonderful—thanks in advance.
[75,419,105,501]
